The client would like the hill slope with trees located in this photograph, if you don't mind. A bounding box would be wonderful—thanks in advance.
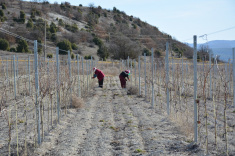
[0,0,193,60]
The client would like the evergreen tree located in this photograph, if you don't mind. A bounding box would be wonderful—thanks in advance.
[56,39,72,55]
[17,40,30,53]
[0,38,9,51]
[19,11,26,23]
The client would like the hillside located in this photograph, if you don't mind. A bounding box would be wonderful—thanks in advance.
[0,0,193,60]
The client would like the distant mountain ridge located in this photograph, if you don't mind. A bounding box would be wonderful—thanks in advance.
[187,40,235,61]
[187,40,235,48]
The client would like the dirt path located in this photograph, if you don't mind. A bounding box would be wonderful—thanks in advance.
[34,76,203,156]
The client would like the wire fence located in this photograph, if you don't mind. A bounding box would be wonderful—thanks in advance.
[0,39,234,155]
[0,40,99,155]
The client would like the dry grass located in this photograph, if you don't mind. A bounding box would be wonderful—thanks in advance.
[127,85,138,95]
[101,67,120,76]
[169,112,194,140]
[71,94,84,109]
[181,87,194,97]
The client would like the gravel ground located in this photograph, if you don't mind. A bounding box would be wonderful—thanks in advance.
[32,76,204,156]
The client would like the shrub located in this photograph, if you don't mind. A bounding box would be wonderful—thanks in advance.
[30,10,35,20]
[38,47,42,55]
[77,8,82,14]
[56,39,72,55]
[51,34,57,42]
[132,24,137,29]
[50,26,56,33]
[134,18,142,27]
[0,38,9,51]
[10,47,16,52]
[113,14,122,23]
[50,22,57,33]
[43,1,49,4]
[64,2,71,8]
[71,23,78,32]
[58,19,64,27]
[0,10,4,16]
[71,94,84,108]
[142,48,151,56]
[86,13,98,29]
[84,55,92,60]
[127,85,138,95]
[31,9,41,17]
[71,43,78,50]
[154,50,162,58]
[93,36,103,47]
[26,20,34,28]
[0,16,6,22]
[113,7,117,12]
[65,24,78,32]
[47,53,53,58]
[97,45,109,60]
[65,24,71,31]
[71,52,75,59]
[17,40,30,53]
[2,4,6,9]
[19,11,26,23]
[35,10,41,16]
[46,31,51,40]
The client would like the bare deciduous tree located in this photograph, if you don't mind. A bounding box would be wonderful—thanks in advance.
[109,34,141,60]
[198,45,210,61]
[52,2,61,14]
[73,10,83,21]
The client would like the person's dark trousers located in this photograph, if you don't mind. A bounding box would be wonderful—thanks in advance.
[98,78,104,88]
[119,75,126,88]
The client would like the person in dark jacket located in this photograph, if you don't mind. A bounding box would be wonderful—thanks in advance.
[92,67,105,88]
[119,70,130,88]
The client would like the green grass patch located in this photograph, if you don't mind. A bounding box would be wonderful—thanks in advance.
[131,125,137,128]
[127,120,132,123]
[157,93,161,97]
[134,149,145,153]
[186,139,193,143]
[110,126,119,131]
[18,119,24,123]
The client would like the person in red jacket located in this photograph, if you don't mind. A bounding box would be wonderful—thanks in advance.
[119,70,130,88]
[92,67,105,88]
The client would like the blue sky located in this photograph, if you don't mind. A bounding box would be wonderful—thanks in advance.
[24,0,235,44]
